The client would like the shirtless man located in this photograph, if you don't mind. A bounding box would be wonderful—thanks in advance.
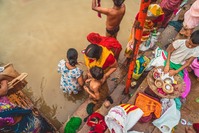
[92,0,126,38]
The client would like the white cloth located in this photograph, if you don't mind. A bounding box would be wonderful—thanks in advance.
[152,99,180,133]
[145,47,167,71]
[105,104,144,133]
[140,32,159,52]
[170,39,199,64]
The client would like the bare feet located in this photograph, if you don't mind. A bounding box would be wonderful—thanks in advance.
[104,96,113,108]
[185,127,195,133]
[104,100,111,108]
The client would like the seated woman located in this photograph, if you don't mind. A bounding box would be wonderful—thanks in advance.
[124,4,164,63]
[0,80,54,132]
[83,66,109,111]
[83,44,118,83]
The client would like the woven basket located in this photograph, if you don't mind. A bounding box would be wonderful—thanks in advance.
[0,63,27,93]
[147,66,184,99]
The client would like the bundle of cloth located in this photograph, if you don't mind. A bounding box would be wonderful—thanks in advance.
[105,103,143,133]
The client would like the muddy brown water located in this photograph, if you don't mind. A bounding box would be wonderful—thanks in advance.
[0,0,139,129]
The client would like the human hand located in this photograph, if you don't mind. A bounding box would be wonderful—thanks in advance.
[129,39,134,46]
[101,74,108,84]
[101,76,106,84]
[143,28,150,32]
[164,65,170,74]
[83,85,88,91]
[85,78,92,84]
[87,71,92,79]
[185,127,195,133]
[168,69,177,76]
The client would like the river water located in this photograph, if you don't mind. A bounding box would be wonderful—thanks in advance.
[0,0,139,129]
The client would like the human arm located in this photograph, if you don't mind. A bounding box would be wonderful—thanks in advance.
[84,82,100,100]
[0,80,8,96]
[58,59,65,73]
[164,43,175,73]
[168,57,195,76]
[76,69,84,86]
[77,75,84,87]
[92,0,110,15]
[102,59,118,83]
[129,18,138,45]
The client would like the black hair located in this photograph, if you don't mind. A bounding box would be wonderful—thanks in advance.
[113,0,125,7]
[85,44,102,60]
[67,48,78,66]
[150,0,157,4]
[190,30,199,45]
[90,66,104,80]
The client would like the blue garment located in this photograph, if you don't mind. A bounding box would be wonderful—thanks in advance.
[58,59,83,94]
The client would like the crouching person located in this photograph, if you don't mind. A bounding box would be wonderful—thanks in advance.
[84,66,109,111]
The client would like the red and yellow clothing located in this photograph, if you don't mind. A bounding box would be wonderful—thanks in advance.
[84,45,115,72]
[135,13,164,41]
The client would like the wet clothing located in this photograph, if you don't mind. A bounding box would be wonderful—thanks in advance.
[106,26,120,36]
[58,59,83,94]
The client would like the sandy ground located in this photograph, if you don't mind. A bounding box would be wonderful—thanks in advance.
[0,0,140,129]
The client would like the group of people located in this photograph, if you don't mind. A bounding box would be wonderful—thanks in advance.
[57,0,127,111]
[123,0,199,80]
[0,0,198,132]
[58,0,199,113]
[57,0,199,132]
[58,43,118,111]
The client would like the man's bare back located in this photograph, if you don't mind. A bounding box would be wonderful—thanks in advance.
[92,0,126,38]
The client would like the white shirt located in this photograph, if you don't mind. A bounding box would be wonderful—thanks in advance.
[170,39,199,64]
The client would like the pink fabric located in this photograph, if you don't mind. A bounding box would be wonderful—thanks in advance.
[183,0,199,29]
[190,58,199,77]
[160,0,181,11]
[181,69,191,98]
[160,0,181,27]
[0,96,15,128]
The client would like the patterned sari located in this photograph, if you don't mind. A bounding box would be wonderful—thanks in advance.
[0,96,54,133]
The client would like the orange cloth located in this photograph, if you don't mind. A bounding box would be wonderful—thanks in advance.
[135,93,162,118]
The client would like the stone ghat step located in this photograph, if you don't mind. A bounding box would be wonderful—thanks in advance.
[59,62,128,132]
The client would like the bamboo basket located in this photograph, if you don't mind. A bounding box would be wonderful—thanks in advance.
[0,63,27,93]
[0,63,57,131]
[147,66,184,99]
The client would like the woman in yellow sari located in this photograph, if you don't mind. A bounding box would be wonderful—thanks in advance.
[84,44,118,83]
